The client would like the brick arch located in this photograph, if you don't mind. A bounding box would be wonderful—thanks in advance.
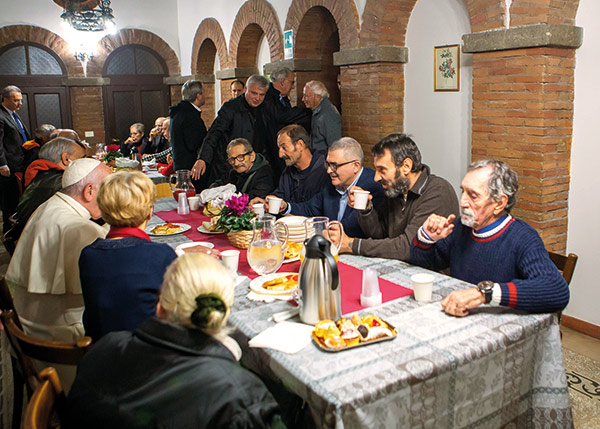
[229,0,283,65]
[285,0,359,50]
[94,28,180,76]
[191,18,229,73]
[0,25,82,76]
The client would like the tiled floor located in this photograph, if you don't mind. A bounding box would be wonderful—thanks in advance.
[561,327,600,428]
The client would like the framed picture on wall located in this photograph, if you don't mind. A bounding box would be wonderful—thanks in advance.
[434,44,460,91]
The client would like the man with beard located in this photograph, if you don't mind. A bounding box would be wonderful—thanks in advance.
[253,124,329,205]
[410,160,569,315]
[336,133,458,259]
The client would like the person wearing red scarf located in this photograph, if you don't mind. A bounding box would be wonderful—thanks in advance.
[78,171,177,342]
[4,137,84,252]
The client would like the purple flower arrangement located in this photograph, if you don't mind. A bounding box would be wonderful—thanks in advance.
[216,193,256,233]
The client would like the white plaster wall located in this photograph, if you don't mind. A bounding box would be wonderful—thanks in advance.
[405,0,472,192]
[566,0,600,326]
[0,0,181,65]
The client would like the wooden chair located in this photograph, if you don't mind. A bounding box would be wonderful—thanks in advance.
[548,251,578,286]
[0,310,91,429]
[23,367,66,429]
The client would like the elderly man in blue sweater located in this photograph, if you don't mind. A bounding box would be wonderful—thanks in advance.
[411,159,569,316]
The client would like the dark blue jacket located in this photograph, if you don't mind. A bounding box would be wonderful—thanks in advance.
[289,167,384,238]
[79,237,177,342]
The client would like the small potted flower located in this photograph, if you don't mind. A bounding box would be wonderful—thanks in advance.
[216,193,256,249]
[104,144,123,167]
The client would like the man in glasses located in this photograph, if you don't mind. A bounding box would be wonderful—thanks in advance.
[225,137,273,200]
[269,137,384,238]
[337,134,458,260]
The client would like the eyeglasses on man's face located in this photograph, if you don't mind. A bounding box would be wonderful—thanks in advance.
[227,151,252,164]
[324,159,358,173]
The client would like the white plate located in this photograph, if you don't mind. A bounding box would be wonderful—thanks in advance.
[197,225,225,235]
[282,256,300,264]
[147,223,191,236]
[250,272,298,296]
[175,241,215,256]
[276,216,307,227]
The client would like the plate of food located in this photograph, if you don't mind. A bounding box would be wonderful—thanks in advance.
[282,242,302,263]
[250,272,298,296]
[147,223,191,236]
[198,219,224,234]
[175,241,215,256]
[312,314,397,352]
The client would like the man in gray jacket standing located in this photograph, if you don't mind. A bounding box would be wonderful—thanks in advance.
[302,80,341,156]
[336,133,459,260]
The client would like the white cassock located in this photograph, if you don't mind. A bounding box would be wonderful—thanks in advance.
[6,192,107,389]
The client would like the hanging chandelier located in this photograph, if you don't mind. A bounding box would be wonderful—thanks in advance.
[59,0,116,33]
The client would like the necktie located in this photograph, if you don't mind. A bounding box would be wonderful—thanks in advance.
[12,112,26,142]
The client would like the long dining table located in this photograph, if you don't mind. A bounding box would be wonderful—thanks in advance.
[149,197,573,428]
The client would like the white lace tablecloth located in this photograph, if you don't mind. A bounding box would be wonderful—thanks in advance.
[151,198,573,428]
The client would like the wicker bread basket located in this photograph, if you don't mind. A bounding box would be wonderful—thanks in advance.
[226,230,254,249]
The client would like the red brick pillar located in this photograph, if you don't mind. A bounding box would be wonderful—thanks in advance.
[65,78,108,146]
[464,24,582,252]
[334,47,408,167]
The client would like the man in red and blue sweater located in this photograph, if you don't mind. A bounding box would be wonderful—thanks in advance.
[410,159,569,316]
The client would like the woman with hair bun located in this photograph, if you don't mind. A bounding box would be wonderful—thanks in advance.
[68,254,284,428]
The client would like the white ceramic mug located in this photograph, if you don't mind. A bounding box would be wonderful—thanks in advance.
[353,190,370,210]
[221,249,240,274]
[411,273,434,302]
[267,196,283,214]
[253,203,265,216]
[188,196,201,211]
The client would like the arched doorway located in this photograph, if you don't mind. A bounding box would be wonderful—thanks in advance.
[196,39,218,127]
[295,7,340,110]
[236,24,264,69]
[0,42,71,131]
[102,45,169,143]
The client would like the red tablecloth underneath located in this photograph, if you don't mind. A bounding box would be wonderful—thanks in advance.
[155,209,413,314]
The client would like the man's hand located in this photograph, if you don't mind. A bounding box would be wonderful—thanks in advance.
[347,186,372,210]
[330,228,352,253]
[440,288,485,317]
[265,195,287,214]
[422,214,456,242]
[191,159,206,180]
[249,197,265,207]
[0,166,10,177]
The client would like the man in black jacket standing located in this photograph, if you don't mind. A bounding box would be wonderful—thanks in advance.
[0,85,29,231]
[262,67,312,179]
[170,80,207,190]
[192,75,270,186]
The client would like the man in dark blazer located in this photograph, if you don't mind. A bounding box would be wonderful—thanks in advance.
[271,137,384,238]
[169,80,207,190]
[0,85,29,230]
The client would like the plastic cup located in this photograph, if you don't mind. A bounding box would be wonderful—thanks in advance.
[353,190,370,210]
[360,267,382,307]
[411,273,434,302]
[188,196,201,211]
[253,203,265,216]
[177,193,190,215]
[267,197,283,214]
[221,249,240,275]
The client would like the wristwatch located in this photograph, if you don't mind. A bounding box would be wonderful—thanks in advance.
[477,280,494,304]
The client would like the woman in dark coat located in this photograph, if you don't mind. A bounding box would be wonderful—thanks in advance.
[68,253,284,428]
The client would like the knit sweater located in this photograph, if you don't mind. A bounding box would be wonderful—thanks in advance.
[410,215,569,313]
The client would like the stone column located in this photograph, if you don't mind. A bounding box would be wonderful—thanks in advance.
[463,24,583,252]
